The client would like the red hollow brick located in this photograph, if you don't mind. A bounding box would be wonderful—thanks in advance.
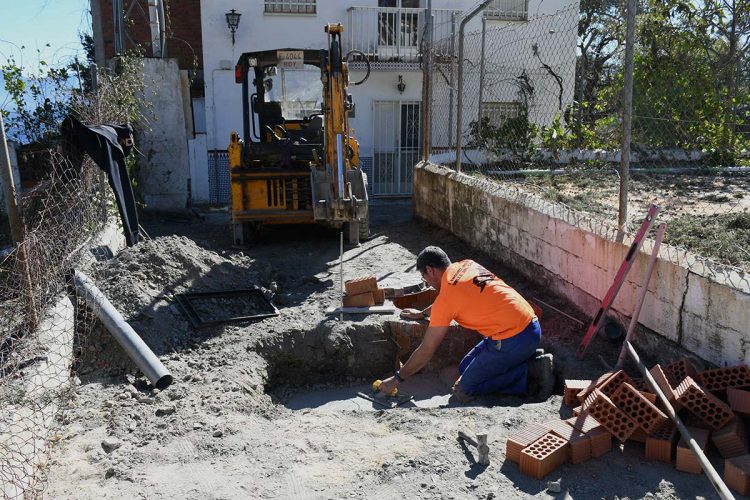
[727,387,750,416]
[578,372,615,403]
[645,421,677,463]
[564,379,592,407]
[544,420,591,465]
[664,358,698,388]
[566,412,602,434]
[342,291,375,307]
[373,288,385,305]
[344,276,378,296]
[712,417,748,458]
[583,389,638,442]
[505,422,551,464]
[519,433,569,479]
[649,364,682,410]
[587,426,613,457]
[611,382,669,435]
[725,454,750,496]
[674,376,735,430]
[675,426,711,474]
[572,405,582,417]
[598,370,633,398]
[630,378,650,393]
[698,365,750,394]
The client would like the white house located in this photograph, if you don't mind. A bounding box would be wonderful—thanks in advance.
[196,0,576,203]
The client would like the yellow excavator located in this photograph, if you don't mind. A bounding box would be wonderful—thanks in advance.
[228,24,370,245]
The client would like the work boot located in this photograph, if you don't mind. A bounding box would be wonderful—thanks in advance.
[527,353,555,401]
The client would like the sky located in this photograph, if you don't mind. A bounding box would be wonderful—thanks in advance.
[0,0,90,113]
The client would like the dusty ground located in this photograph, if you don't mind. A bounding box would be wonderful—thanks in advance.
[43,201,724,499]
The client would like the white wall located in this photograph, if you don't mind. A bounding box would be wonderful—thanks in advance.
[199,0,574,153]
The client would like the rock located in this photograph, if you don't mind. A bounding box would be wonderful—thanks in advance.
[547,480,561,493]
[155,405,176,417]
[104,468,117,479]
[213,430,223,438]
[193,423,203,430]
[101,437,122,453]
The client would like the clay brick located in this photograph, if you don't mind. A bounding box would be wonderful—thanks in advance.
[650,364,682,411]
[630,378,650,393]
[674,376,735,430]
[344,276,377,296]
[727,387,750,416]
[645,421,677,463]
[588,426,613,457]
[712,417,748,458]
[392,289,438,310]
[664,358,698,388]
[342,291,375,307]
[519,433,569,479]
[544,420,591,465]
[373,288,385,305]
[611,382,668,435]
[583,389,638,442]
[675,426,711,474]
[505,422,550,463]
[725,454,750,495]
[629,428,648,443]
[566,412,602,434]
[564,379,591,407]
[578,372,615,403]
[698,365,750,394]
[598,369,633,398]
[572,405,582,416]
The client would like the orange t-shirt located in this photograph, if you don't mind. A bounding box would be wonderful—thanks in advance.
[428,260,535,340]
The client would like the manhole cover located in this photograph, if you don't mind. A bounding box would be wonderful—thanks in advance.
[174,289,279,327]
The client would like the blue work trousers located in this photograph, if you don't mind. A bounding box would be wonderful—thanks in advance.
[458,319,541,395]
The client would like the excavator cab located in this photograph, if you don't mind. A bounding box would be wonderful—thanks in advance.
[228,24,370,245]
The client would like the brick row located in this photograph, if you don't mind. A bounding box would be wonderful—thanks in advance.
[698,365,750,394]
[674,376,734,430]
[675,426,711,474]
[519,433,569,479]
[611,382,668,435]
[583,389,637,442]
[505,422,550,464]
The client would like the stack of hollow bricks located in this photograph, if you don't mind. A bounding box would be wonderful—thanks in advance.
[507,360,750,494]
[343,276,386,307]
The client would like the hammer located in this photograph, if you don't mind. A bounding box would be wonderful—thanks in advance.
[458,430,490,466]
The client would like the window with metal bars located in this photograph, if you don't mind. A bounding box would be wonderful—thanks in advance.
[484,0,528,20]
[264,0,316,14]
[481,102,522,128]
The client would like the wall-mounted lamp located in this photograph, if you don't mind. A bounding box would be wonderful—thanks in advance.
[225,9,242,45]
[397,75,406,94]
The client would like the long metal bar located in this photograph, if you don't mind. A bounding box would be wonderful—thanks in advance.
[477,16,487,140]
[455,0,494,172]
[0,113,23,245]
[624,341,735,500]
[618,0,637,240]
[448,12,456,149]
[614,223,666,369]
[421,0,433,161]
[74,270,173,389]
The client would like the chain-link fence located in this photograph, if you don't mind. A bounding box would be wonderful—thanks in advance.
[0,58,146,496]
[425,0,750,274]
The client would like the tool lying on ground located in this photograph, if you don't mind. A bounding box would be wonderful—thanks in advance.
[577,204,659,358]
[356,379,413,409]
[457,430,490,466]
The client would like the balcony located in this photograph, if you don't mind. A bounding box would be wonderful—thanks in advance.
[346,6,460,71]
[484,0,528,20]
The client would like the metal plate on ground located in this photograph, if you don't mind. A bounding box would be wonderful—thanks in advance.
[174,288,279,328]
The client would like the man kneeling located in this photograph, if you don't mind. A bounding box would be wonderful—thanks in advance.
[379,246,553,402]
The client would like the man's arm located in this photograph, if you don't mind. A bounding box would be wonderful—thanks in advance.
[378,325,448,394]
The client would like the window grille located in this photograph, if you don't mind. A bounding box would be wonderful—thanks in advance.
[481,102,522,128]
[264,0,316,14]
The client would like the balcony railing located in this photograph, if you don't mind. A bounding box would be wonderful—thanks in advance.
[346,6,460,70]
[484,0,528,20]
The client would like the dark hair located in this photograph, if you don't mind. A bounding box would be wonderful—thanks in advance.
[416,246,451,272]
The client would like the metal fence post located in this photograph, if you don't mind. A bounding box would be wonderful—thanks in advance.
[455,0,494,173]
[477,16,487,141]
[421,0,433,161]
[448,12,456,151]
[618,0,637,240]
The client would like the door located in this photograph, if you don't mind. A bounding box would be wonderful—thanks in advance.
[372,100,421,196]
[377,0,420,58]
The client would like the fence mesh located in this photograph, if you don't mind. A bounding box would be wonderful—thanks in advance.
[426,1,750,274]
